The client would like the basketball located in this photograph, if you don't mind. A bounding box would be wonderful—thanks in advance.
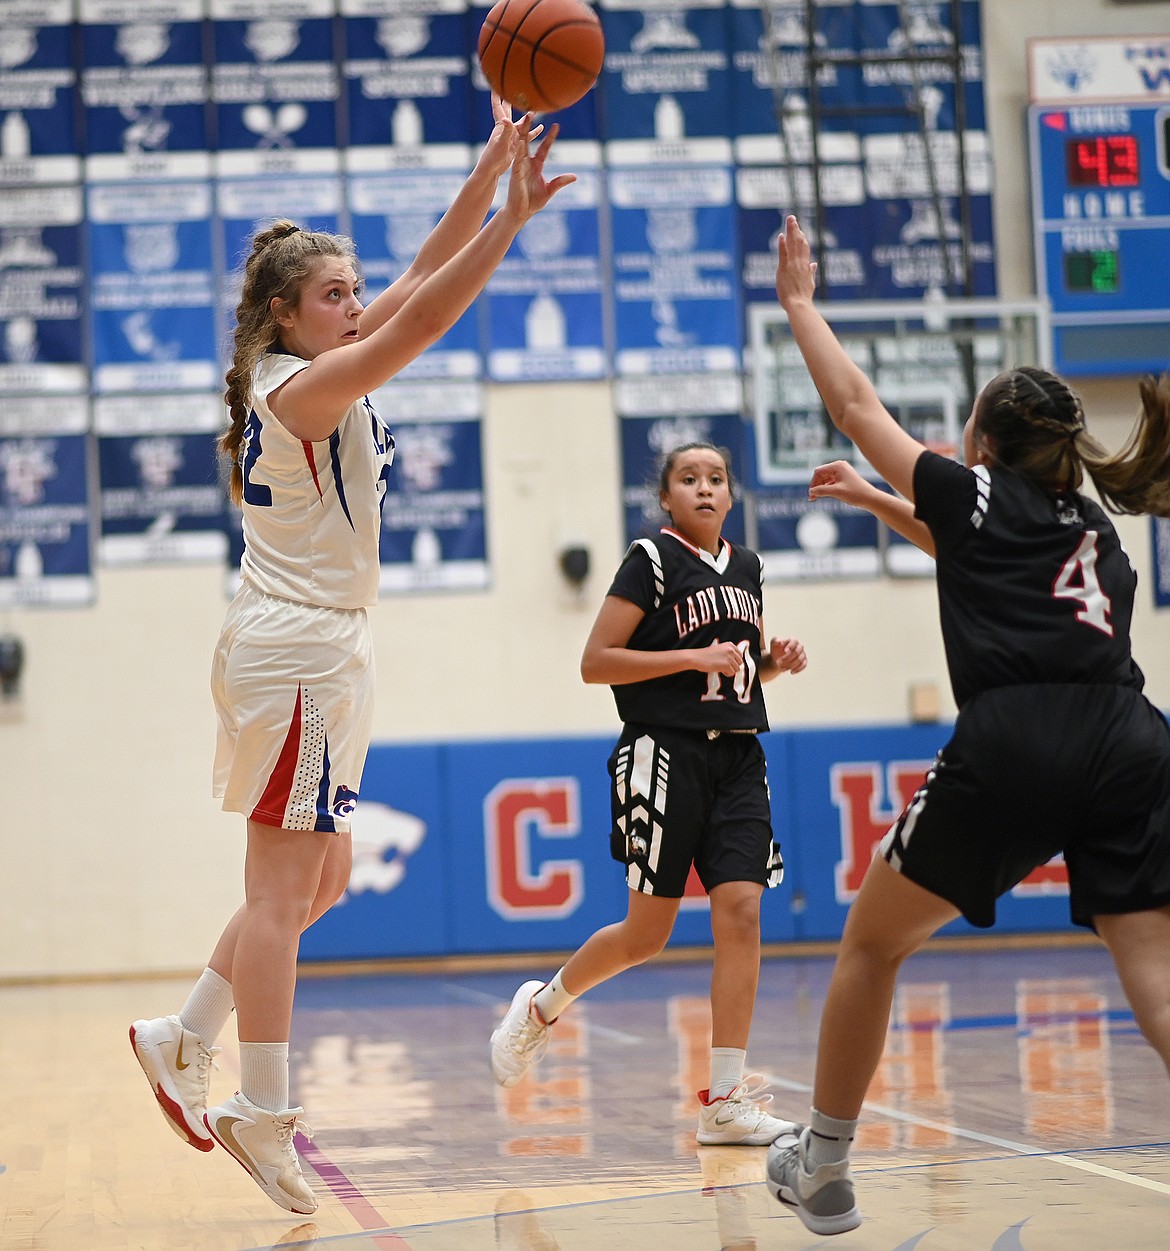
[478,0,605,114]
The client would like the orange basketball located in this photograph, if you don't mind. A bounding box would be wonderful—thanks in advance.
[478,0,604,114]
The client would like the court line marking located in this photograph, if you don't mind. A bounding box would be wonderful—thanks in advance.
[761,1071,1170,1196]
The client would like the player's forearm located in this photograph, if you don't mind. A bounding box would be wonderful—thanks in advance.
[360,164,500,335]
[857,487,936,556]
[581,648,709,686]
[783,297,882,437]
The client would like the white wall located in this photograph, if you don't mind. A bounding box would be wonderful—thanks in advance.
[3,0,1168,980]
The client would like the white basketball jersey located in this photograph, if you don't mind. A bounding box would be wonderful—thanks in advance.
[239,352,395,609]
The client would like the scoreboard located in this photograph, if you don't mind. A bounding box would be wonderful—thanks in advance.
[1028,101,1170,376]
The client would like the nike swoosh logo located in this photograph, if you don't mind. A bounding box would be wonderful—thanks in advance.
[175,1033,189,1071]
[217,1116,259,1175]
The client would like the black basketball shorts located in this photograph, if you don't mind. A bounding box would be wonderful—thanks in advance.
[879,684,1170,930]
[607,722,784,897]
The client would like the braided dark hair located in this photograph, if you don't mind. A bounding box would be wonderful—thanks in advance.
[973,367,1170,516]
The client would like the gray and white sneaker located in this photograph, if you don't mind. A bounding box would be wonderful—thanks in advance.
[490,980,550,1088]
[696,1076,800,1146]
[765,1126,861,1236]
[204,1092,317,1215]
[130,1014,217,1151]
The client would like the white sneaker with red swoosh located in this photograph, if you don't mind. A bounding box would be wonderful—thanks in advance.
[204,1092,317,1214]
[130,1015,216,1151]
[696,1076,801,1146]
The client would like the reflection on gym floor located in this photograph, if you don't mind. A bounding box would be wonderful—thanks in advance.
[3,942,1169,1250]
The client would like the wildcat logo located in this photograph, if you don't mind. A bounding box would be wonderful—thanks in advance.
[332,785,359,818]
[340,801,426,900]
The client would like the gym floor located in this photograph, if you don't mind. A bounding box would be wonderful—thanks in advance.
[4,939,1169,1250]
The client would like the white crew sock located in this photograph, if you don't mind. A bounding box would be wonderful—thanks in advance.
[533,969,577,1023]
[178,967,234,1044]
[806,1107,857,1167]
[709,1047,746,1099]
[239,1041,290,1112]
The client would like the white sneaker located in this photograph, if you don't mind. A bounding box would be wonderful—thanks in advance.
[490,980,551,1088]
[204,1092,317,1215]
[130,1015,217,1151]
[696,1076,801,1146]
[765,1126,861,1235]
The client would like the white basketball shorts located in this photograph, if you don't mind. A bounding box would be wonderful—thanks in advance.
[211,582,375,834]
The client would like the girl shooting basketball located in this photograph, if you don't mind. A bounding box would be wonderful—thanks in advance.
[130,98,573,1215]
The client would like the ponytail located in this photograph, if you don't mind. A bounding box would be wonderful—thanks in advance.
[220,219,357,505]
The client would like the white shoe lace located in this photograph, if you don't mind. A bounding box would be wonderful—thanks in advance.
[725,1074,776,1112]
[275,1110,314,1153]
[505,1006,548,1061]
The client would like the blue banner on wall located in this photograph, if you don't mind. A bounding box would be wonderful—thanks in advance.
[599,0,733,165]
[0,395,94,607]
[729,0,995,303]
[95,392,228,565]
[484,167,607,381]
[347,169,480,380]
[0,185,87,394]
[79,0,212,182]
[86,180,218,392]
[342,0,473,171]
[609,165,740,375]
[218,174,344,325]
[372,380,489,592]
[0,4,81,187]
[1153,518,1170,609]
[210,1,341,178]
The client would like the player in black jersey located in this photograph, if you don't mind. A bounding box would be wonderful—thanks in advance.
[764,214,1170,1236]
[490,442,809,1146]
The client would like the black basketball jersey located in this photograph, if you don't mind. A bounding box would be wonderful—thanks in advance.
[913,450,1144,709]
[605,527,770,731]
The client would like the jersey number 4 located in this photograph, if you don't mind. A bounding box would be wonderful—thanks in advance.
[1052,531,1113,636]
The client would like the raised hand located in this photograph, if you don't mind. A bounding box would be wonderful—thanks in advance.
[475,93,537,180]
[775,214,818,309]
[505,115,576,222]
[808,460,879,509]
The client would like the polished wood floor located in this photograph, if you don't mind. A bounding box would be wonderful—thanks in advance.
[3,943,1170,1250]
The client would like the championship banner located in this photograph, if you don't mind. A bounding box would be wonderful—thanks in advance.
[86,180,218,393]
[0,185,87,395]
[342,0,473,172]
[0,395,94,608]
[731,0,995,304]
[95,392,228,566]
[372,380,490,592]
[608,164,740,375]
[483,166,607,381]
[1153,518,1170,610]
[0,2,81,188]
[210,0,342,179]
[614,374,747,548]
[346,169,480,381]
[78,0,212,183]
[598,0,733,166]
